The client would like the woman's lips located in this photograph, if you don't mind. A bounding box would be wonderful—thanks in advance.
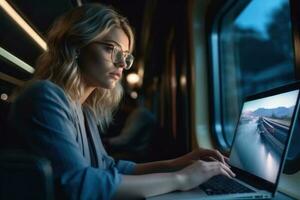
[109,72,121,80]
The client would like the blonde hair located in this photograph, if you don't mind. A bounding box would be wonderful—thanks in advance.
[33,3,135,130]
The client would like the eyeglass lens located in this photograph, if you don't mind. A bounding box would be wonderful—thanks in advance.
[112,47,134,69]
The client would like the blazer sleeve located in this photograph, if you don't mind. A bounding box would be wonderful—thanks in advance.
[115,159,136,175]
[10,81,121,200]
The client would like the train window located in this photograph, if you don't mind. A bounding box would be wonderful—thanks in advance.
[213,0,295,148]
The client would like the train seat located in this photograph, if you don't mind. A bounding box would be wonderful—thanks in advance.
[0,99,54,200]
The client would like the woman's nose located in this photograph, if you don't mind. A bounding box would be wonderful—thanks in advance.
[118,62,126,68]
[116,57,127,68]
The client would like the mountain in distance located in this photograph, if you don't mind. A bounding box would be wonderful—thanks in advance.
[253,106,295,118]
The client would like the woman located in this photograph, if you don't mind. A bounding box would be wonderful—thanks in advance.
[10,3,235,200]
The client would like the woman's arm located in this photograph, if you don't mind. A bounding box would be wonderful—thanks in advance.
[114,160,236,199]
[132,159,174,174]
[114,172,179,199]
[132,148,229,175]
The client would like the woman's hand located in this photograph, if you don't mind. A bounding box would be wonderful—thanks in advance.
[174,160,235,191]
[170,148,230,170]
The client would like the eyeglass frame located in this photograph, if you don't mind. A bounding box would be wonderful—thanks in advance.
[92,41,134,70]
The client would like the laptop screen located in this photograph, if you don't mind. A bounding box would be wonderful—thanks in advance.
[229,89,299,184]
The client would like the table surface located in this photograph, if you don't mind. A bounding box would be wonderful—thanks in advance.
[146,191,296,200]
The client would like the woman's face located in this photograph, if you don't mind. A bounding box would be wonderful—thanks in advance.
[79,27,130,89]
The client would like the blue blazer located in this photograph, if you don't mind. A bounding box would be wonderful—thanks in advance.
[10,80,136,200]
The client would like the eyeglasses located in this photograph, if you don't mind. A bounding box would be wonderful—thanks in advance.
[95,41,134,70]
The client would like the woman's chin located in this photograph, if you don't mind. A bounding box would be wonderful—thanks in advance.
[106,84,116,89]
[87,78,118,90]
[99,81,117,89]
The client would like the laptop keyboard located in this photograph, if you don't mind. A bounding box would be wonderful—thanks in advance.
[199,175,254,195]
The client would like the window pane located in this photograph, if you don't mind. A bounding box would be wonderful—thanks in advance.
[219,0,295,145]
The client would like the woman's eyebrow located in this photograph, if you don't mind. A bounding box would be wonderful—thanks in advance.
[103,39,129,52]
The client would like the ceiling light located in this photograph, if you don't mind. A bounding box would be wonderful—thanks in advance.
[0,0,47,51]
[0,47,35,73]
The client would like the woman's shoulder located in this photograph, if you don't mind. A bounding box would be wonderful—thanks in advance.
[15,80,70,106]
[24,80,64,95]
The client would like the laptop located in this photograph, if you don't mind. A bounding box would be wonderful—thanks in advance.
[148,82,300,200]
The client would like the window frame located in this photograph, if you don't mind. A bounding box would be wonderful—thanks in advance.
[207,0,300,151]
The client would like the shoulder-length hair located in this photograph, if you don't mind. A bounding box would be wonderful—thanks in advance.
[33,3,135,130]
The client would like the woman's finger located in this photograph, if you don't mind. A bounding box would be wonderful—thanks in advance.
[220,167,232,179]
[206,150,226,164]
[208,161,235,178]
[206,156,216,162]
[224,156,230,163]
[207,156,231,168]
[220,162,235,177]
